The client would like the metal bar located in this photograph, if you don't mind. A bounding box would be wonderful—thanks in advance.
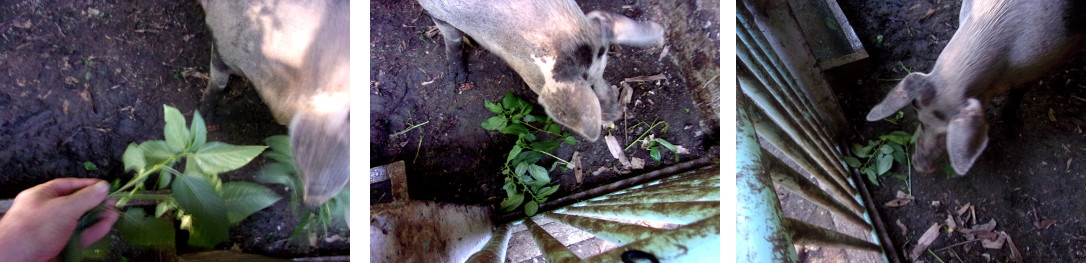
[561,201,718,225]
[737,42,856,197]
[762,147,871,230]
[581,186,719,206]
[784,217,880,251]
[495,158,715,224]
[584,214,721,262]
[524,217,580,262]
[737,86,799,263]
[738,74,861,211]
[544,212,659,246]
[851,159,905,263]
[466,224,512,263]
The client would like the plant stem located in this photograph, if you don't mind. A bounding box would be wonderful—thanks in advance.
[625,121,668,151]
[526,147,572,167]
[392,121,429,137]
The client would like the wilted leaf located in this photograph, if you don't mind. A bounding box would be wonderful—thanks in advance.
[191,142,267,174]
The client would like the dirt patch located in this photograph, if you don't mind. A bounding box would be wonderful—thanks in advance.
[369,0,718,213]
[0,0,345,259]
[832,0,1086,261]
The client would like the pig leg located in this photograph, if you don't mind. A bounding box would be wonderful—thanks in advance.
[996,88,1027,127]
[431,17,468,90]
[199,44,233,120]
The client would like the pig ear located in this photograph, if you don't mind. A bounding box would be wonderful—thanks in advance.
[586,11,664,47]
[866,72,927,121]
[946,98,989,176]
[539,82,602,141]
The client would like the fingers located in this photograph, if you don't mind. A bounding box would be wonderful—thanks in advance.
[79,208,119,248]
[38,178,105,197]
[56,181,110,215]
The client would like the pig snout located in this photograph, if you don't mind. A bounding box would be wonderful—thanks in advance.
[200,0,350,207]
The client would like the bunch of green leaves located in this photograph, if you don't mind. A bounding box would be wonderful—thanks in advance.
[482,93,575,216]
[256,135,350,238]
[639,136,680,162]
[85,105,281,252]
[843,130,914,187]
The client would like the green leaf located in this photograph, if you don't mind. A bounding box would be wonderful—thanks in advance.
[122,143,145,173]
[507,145,522,164]
[879,144,894,154]
[548,123,561,134]
[564,136,577,146]
[539,185,559,197]
[163,105,190,152]
[222,182,282,225]
[530,140,561,153]
[502,93,519,110]
[117,209,175,248]
[503,179,517,197]
[890,144,907,165]
[256,162,296,187]
[524,201,539,216]
[881,131,912,146]
[499,123,530,135]
[852,143,869,158]
[191,111,207,149]
[654,138,678,153]
[265,135,292,156]
[866,169,879,186]
[515,151,544,165]
[500,194,525,212]
[484,99,504,114]
[157,171,172,189]
[515,162,529,176]
[528,164,550,184]
[650,147,662,162]
[876,154,893,175]
[843,156,862,168]
[139,140,176,165]
[191,142,267,174]
[481,116,508,131]
[83,161,97,171]
[523,114,537,123]
[155,200,175,218]
[172,172,229,247]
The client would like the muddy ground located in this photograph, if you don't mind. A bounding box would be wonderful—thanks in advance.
[370,0,719,213]
[0,0,346,259]
[831,0,1086,261]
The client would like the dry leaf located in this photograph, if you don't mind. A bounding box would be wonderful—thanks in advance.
[592,166,608,176]
[620,82,633,105]
[604,135,631,168]
[657,45,669,62]
[896,219,908,234]
[981,231,1005,249]
[572,151,583,183]
[1035,218,1057,230]
[956,203,972,216]
[623,74,666,83]
[630,157,644,170]
[910,223,942,261]
[885,198,912,207]
[13,20,31,29]
[1005,232,1022,262]
[675,145,690,154]
[1049,108,1057,122]
[945,214,958,233]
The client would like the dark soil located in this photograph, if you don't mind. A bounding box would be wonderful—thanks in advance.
[832,0,1086,261]
[370,0,718,211]
[0,0,346,260]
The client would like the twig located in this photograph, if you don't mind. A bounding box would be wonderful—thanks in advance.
[625,121,668,151]
[413,133,424,163]
[393,121,429,137]
[934,238,982,252]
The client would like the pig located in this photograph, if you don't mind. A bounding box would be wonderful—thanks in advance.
[198,0,350,207]
[416,0,665,141]
[867,0,1086,175]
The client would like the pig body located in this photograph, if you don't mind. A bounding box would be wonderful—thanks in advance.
[416,0,665,141]
[867,0,1086,175]
[199,0,349,207]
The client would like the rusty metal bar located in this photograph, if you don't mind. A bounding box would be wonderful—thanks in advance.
[580,186,719,206]
[784,218,880,251]
[560,201,717,225]
[604,171,719,198]
[762,146,871,230]
[584,214,721,262]
[496,158,714,224]
[737,93,799,262]
[524,217,580,262]
[543,212,659,246]
[465,224,512,263]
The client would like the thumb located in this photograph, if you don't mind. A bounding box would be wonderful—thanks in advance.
[58,181,110,213]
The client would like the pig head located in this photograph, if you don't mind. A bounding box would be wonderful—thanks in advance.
[198,0,349,207]
[416,0,665,141]
[867,0,1085,176]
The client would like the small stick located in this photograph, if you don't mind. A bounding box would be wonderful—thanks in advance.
[393,121,429,137]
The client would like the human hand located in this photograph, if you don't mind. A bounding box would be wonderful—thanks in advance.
[0,178,119,261]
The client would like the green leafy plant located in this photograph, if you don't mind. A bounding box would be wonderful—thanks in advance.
[482,93,575,216]
[844,130,914,188]
[256,135,349,239]
[71,105,281,258]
